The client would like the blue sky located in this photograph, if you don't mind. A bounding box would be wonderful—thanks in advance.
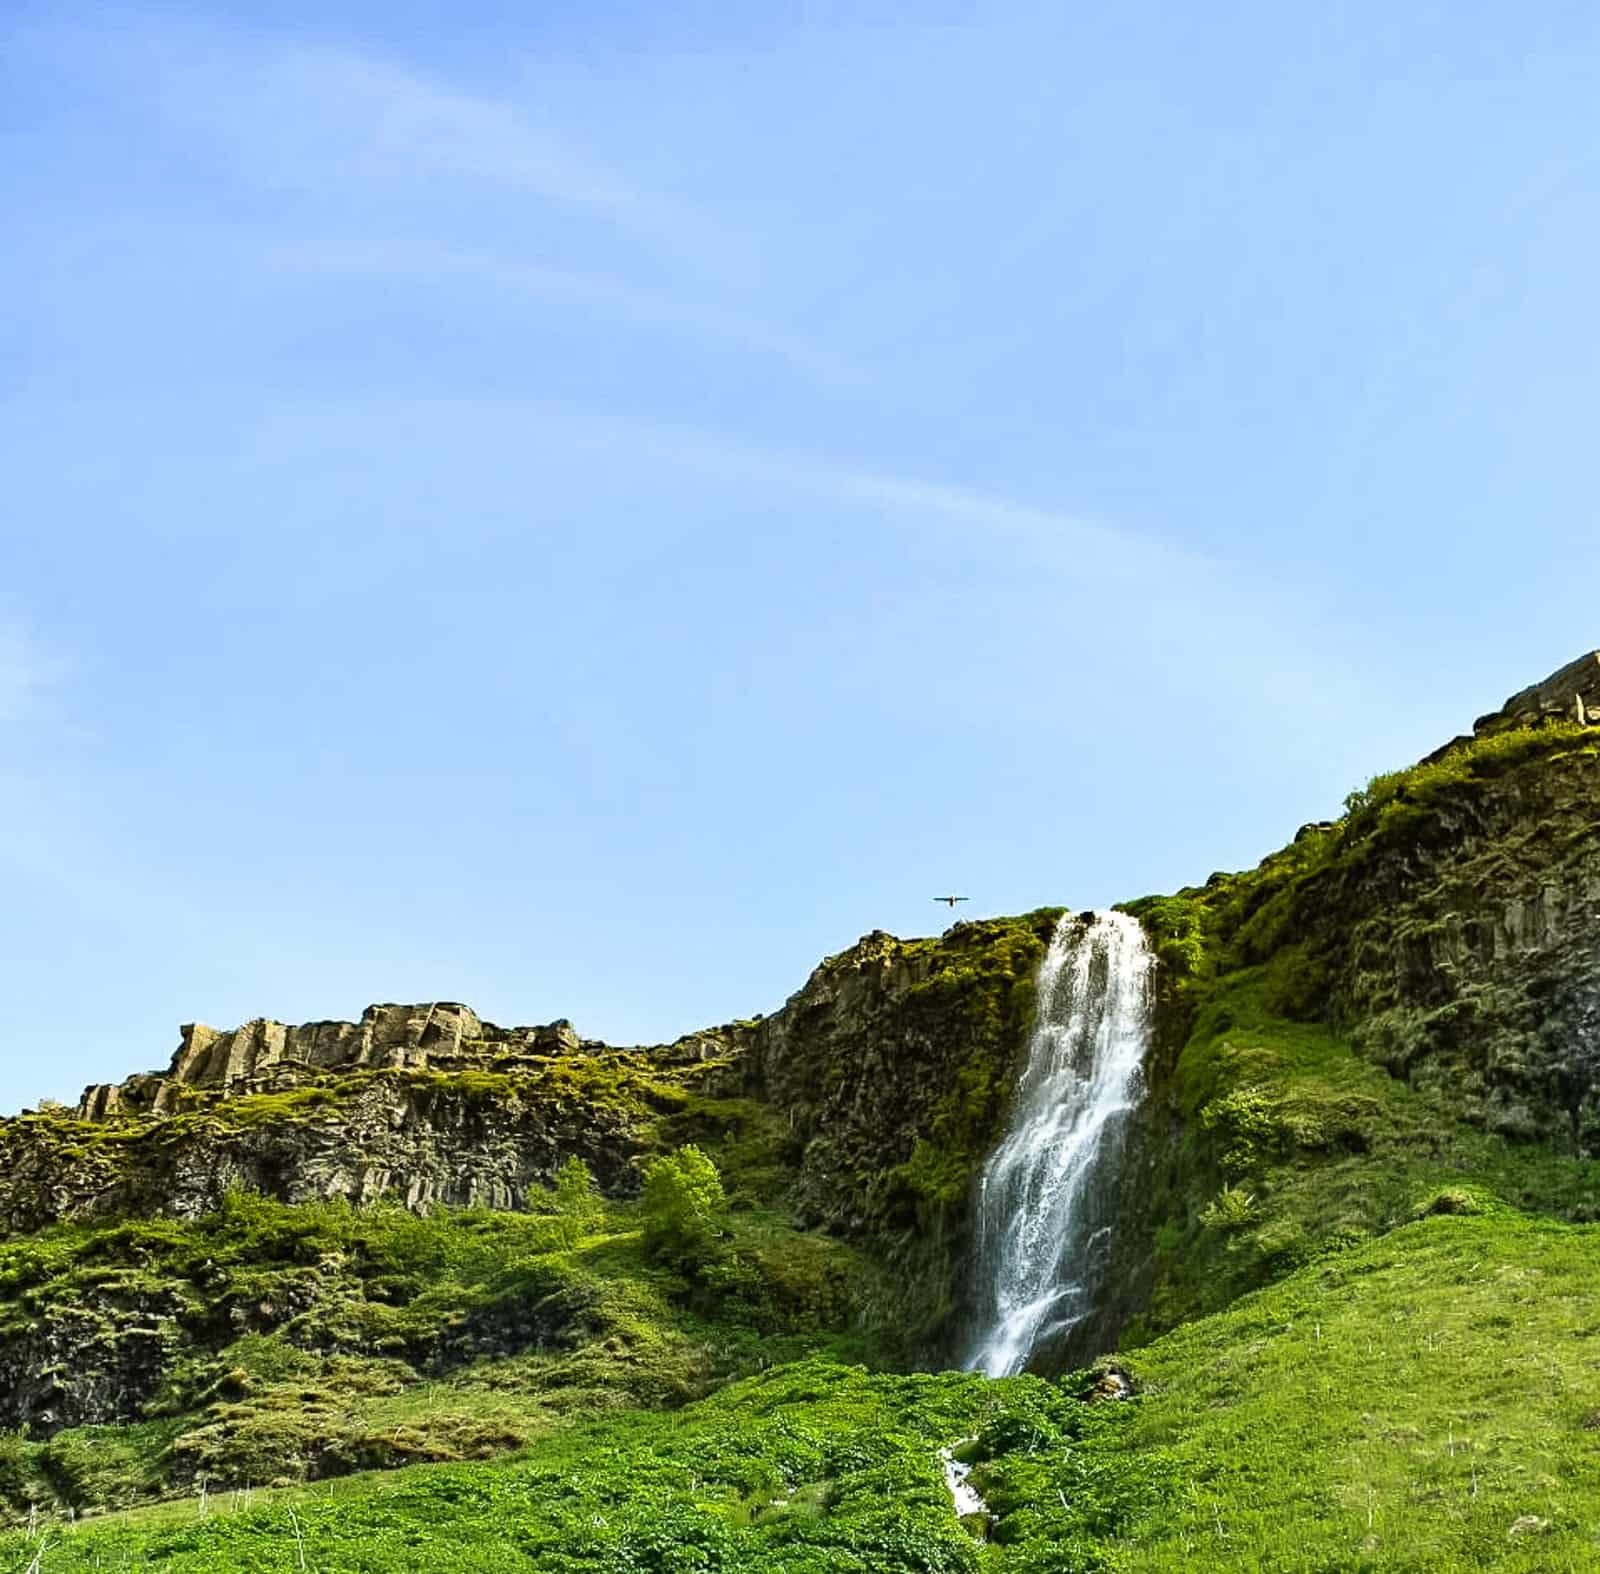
[4,2,1600,1111]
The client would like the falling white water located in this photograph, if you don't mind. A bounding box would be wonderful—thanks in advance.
[939,1442,987,1519]
[966,910,1154,1378]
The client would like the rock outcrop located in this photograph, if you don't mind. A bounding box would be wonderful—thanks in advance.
[77,1004,589,1120]
[8,649,1600,1401]
[741,917,1056,1242]
[1476,650,1600,733]
[1320,748,1600,1143]
[0,997,768,1238]
[8,1071,663,1236]
[1205,654,1600,1147]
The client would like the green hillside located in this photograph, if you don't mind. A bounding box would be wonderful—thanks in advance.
[4,685,1600,1570]
[5,1212,1595,1571]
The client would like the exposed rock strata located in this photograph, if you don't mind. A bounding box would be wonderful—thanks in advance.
[7,1072,664,1237]
[740,917,1056,1241]
[1314,752,1600,1144]
[1476,649,1600,733]
[0,1286,189,1436]
[77,1004,589,1120]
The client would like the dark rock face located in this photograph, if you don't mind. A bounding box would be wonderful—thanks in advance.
[0,1246,588,1439]
[0,1290,188,1435]
[746,919,1054,1229]
[1476,650,1600,734]
[740,915,1060,1353]
[1316,752,1600,1146]
[3,1065,682,1239]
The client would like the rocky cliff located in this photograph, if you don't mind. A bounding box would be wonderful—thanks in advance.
[5,915,1057,1300]
[6,650,1600,1498]
[0,916,1055,1456]
[1212,701,1600,1147]
[6,1017,756,1239]
[77,1002,594,1121]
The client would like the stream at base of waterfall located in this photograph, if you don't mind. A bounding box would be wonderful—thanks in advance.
[965,910,1154,1378]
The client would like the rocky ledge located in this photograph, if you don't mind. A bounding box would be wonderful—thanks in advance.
[76,1002,602,1120]
[1475,649,1600,733]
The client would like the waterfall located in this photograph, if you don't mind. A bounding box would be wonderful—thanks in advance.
[966,910,1154,1378]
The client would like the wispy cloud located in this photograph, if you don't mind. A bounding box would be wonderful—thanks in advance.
[43,22,736,278]
[24,21,837,378]
[261,237,864,388]
[526,410,1192,580]
[251,394,1193,584]
[216,47,650,214]
[242,391,1359,724]
[0,620,51,724]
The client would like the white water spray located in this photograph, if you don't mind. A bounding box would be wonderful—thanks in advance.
[966,910,1154,1378]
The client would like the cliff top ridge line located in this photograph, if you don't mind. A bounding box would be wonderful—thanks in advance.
[75,1002,590,1121]
[62,649,1600,1125]
[1476,649,1600,733]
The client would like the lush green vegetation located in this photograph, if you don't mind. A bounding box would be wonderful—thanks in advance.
[0,1359,1137,1572]
[0,1159,895,1524]
[6,728,1600,1567]
[6,1211,1596,1571]
[1124,967,1600,1338]
[1339,720,1598,836]
[1109,1211,1600,1571]
[640,1144,731,1268]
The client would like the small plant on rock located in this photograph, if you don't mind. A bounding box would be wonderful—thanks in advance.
[1199,1185,1257,1231]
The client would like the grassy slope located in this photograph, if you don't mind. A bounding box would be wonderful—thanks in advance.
[6,1212,1596,1572]
[1127,970,1600,1340]
[0,1362,1119,1573]
[0,1186,889,1521]
[1114,1212,1600,1571]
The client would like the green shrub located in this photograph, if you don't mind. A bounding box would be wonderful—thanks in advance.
[0,1430,43,1509]
[1341,721,1591,833]
[1199,1087,1282,1177]
[1198,1185,1256,1231]
[639,1146,728,1268]
[552,1156,602,1244]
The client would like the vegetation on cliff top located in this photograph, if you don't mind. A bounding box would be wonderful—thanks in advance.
[886,911,1060,1224]
[1117,718,1600,1336]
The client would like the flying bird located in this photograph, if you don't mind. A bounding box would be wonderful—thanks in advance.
[934,896,969,908]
